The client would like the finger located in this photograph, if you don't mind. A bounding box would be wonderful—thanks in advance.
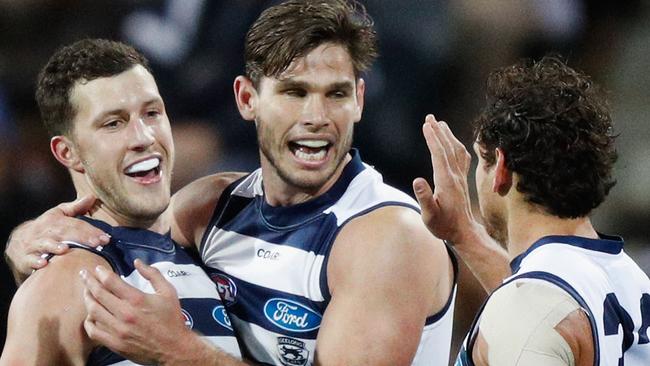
[56,195,97,217]
[81,267,132,317]
[134,259,175,297]
[32,254,49,270]
[83,285,119,328]
[429,119,457,163]
[83,316,123,351]
[412,177,439,227]
[439,121,472,175]
[422,116,452,183]
[56,218,111,248]
[37,238,69,255]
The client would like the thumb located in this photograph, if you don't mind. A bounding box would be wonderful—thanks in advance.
[134,259,175,296]
[412,177,438,224]
[57,195,97,217]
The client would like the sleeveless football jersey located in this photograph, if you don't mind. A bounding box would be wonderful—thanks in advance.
[456,234,650,366]
[64,216,242,365]
[200,150,457,366]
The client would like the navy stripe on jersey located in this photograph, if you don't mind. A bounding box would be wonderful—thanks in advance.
[205,268,323,339]
[61,216,242,365]
[510,234,624,272]
[258,154,366,228]
[219,202,341,253]
[426,244,459,325]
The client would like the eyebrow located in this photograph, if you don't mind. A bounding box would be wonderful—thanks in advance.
[275,79,355,91]
[91,98,163,124]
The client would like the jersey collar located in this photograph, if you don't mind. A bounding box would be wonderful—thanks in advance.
[510,233,624,273]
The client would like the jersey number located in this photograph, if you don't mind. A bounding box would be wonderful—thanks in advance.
[603,293,650,366]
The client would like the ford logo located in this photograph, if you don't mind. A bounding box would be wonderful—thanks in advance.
[264,298,322,332]
[212,305,233,330]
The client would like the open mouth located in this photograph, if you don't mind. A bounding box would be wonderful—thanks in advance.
[124,157,161,180]
[289,140,331,162]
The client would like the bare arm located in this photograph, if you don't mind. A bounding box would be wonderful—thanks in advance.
[412,114,509,292]
[0,250,107,365]
[168,172,246,249]
[81,260,251,365]
[471,281,593,366]
[314,206,454,365]
[4,196,110,284]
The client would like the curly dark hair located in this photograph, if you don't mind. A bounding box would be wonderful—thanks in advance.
[36,38,151,137]
[473,56,617,218]
[244,0,378,86]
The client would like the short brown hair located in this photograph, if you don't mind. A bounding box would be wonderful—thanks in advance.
[36,38,151,137]
[245,0,378,86]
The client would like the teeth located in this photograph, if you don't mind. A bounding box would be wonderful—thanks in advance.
[294,140,328,148]
[126,158,160,174]
[295,149,327,161]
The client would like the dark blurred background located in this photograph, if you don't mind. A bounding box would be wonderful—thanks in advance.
[1,1,649,363]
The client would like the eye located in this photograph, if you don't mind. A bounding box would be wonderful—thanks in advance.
[284,89,306,97]
[145,110,161,118]
[328,90,348,99]
[103,119,123,129]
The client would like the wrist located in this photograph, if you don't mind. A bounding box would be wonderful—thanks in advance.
[160,330,219,366]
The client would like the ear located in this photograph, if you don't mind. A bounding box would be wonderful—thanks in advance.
[234,75,257,121]
[492,147,512,196]
[354,78,366,123]
[51,135,84,173]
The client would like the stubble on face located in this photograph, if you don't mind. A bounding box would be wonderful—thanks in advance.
[256,115,353,192]
[80,155,170,224]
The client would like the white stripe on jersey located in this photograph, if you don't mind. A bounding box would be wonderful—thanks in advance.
[202,228,326,301]
[324,165,419,225]
[121,262,221,300]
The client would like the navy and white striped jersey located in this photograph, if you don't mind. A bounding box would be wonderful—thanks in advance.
[456,234,650,366]
[200,150,457,366]
[64,216,242,365]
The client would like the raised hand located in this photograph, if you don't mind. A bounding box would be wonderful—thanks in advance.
[5,195,110,283]
[412,114,477,244]
[412,115,509,292]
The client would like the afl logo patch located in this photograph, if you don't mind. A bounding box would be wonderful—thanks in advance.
[277,337,309,365]
[264,298,321,332]
[210,273,238,305]
[181,309,193,329]
[212,305,233,330]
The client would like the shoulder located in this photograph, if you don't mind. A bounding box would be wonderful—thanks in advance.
[477,280,591,365]
[328,205,453,310]
[3,249,109,363]
[16,249,109,302]
[170,172,247,247]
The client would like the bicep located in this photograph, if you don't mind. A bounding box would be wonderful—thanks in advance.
[316,207,448,365]
[1,251,108,365]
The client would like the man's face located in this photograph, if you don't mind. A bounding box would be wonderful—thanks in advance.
[473,142,507,245]
[68,65,174,224]
[253,42,364,193]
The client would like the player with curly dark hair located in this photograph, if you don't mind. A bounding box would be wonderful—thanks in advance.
[414,57,650,366]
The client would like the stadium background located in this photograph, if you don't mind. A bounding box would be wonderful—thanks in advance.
[1,1,648,363]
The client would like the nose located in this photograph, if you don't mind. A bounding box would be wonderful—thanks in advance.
[128,118,155,151]
[301,95,329,128]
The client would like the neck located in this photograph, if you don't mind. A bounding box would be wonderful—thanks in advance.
[71,175,169,234]
[85,200,170,234]
[261,153,351,207]
[506,201,598,260]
